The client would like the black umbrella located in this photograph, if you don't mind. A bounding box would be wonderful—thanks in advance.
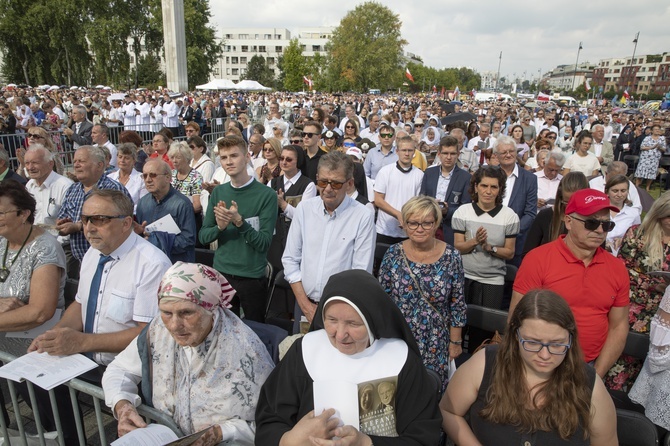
[441,112,477,126]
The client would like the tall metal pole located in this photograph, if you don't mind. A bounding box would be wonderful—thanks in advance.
[572,42,582,91]
[627,32,640,93]
[495,51,502,91]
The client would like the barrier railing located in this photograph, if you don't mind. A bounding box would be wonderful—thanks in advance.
[0,351,183,446]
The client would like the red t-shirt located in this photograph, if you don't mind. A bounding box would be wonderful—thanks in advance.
[150,151,174,169]
[514,236,630,361]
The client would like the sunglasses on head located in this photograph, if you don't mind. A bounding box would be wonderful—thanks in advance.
[316,179,346,190]
[279,156,294,163]
[571,216,616,232]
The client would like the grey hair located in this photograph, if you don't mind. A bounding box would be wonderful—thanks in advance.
[80,145,106,164]
[167,141,193,163]
[74,105,88,116]
[607,161,628,176]
[547,152,566,168]
[25,144,54,162]
[494,135,516,152]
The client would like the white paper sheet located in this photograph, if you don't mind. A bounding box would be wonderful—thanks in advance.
[0,351,98,390]
[145,214,181,235]
[313,380,359,430]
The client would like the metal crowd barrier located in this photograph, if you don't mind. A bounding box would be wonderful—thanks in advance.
[0,351,183,446]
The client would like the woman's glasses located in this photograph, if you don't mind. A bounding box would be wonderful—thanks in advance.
[27,133,44,139]
[405,221,435,230]
[517,330,571,355]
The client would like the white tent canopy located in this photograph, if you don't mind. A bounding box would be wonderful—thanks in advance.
[234,80,272,91]
[195,79,237,90]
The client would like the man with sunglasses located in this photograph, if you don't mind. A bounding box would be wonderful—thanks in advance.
[363,123,398,180]
[511,188,630,379]
[135,159,196,264]
[302,121,327,182]
[282,151,375,328]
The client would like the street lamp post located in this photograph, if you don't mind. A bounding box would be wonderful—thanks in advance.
[572,42,582,91]
[496,51,502,91]
[627,32,640,92]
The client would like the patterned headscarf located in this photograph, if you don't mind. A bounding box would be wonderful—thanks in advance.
[157,262,235,311]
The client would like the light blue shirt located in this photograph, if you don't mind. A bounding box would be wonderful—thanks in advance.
[363,146,398,180]
[282,195,376,302]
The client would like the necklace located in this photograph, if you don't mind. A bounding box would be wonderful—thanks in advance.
[0,225,33,283]
[407,239,437,264]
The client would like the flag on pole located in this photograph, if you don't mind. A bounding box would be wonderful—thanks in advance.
[621,89,630,104]
[302,76,313,90]
[584,79,591,91]
[537,92,551,102]
[405,68,414,83]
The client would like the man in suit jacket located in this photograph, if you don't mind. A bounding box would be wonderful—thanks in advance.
[494,135,537,266]
[420,135,471,245]
[62,105,93,149]
[589,124,614,175]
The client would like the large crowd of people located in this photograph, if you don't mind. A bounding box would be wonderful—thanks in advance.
[0,83,670,445]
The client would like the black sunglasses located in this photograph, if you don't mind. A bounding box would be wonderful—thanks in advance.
[571,216,616,232]
[301,132,317,138]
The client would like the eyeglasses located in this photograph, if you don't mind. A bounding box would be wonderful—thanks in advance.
[301,132,317,138]
[0,209,20,218]
[571,216,616,232]
[345,125,356,129]
[290,139,301,144]
[547,135,557,140]
[81,214,128,226]
[517,330,571,355]
[142,172,168,179]
[279,156,294,163]
[263,147,274,152]
[27,133,44,139]
[316,179,346,190]
[380,133,394,138]
[415,124,424,128]
[188,145,197,149]
[405,220,435,230]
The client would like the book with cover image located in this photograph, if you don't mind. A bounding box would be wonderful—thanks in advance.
[313,375,399,438]
[284,194,303,210]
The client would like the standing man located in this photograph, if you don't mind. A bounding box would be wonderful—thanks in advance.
[535,152,565,209]
[301,121,326,182]
[248,133,266,171]
[135,94,152,141]
[374,136,424,245]
[589,124,614,175]
[121,95,136,129]
[199,135,277,322]
[493,135,537,266]
[91,124,118,168]
[364,123,398,180]
[161,93,180,137]
[511,188,630,378]
[282,151,375,325]
[56,146,130,277]
[420,135,471,245]
[360,114,381,146]
[62,105,93,149]
[135,159,196,264]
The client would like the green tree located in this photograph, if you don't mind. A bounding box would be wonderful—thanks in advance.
[244,55,275,87]
[281,38,307,91]
[327,2,407,91]
[132,54,165,89]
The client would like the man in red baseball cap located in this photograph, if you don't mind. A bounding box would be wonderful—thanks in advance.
[510,188,630,379]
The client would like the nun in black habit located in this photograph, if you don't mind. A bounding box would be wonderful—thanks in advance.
[255,269,442,446]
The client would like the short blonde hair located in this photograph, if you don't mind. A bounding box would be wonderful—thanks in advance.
[401,196,443,228]
[167,141,193,163]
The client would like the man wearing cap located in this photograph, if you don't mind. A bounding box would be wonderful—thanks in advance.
[510,188,630,378]
[363,123,398,180]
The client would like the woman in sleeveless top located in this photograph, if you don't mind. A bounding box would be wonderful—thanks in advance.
[440,290,617,445]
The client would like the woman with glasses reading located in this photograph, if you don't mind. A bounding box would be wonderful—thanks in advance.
[379,196,467,394]
[452,166,519,309]
[440,290,617,446]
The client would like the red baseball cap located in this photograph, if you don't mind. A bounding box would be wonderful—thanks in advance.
[565,188,619,216]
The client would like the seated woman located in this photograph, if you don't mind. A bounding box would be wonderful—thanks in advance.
[379,196,467,394]
[440,290,617,446]
[452,166,520,309]
[255,269,442,445]
[107,143,148,207]
[0,181,65,357]
[605,174,640,256]
[102,262,274,446]
[629,286,670,435]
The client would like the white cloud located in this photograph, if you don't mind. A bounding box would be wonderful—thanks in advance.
[209,0,669,81]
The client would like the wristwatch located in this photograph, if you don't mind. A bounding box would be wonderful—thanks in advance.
[488,245,497,254]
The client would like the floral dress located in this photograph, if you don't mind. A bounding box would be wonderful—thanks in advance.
[171,168,203,199]
[605,225,669,391]
[379,243,467,393]
[634,135,667,180]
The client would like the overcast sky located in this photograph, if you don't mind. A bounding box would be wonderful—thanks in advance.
[209,0,669,82]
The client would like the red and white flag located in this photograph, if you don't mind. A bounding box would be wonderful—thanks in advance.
[302,76,313,89]
[537,92,550,102]
[432,85,437,93]
[405,68,414,83]
[584,79,591,91]
[623,89,630,100]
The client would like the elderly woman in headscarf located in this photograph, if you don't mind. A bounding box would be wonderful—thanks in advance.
[255,269,442,446]
[419,126,442,165]
[102,262,274,446]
